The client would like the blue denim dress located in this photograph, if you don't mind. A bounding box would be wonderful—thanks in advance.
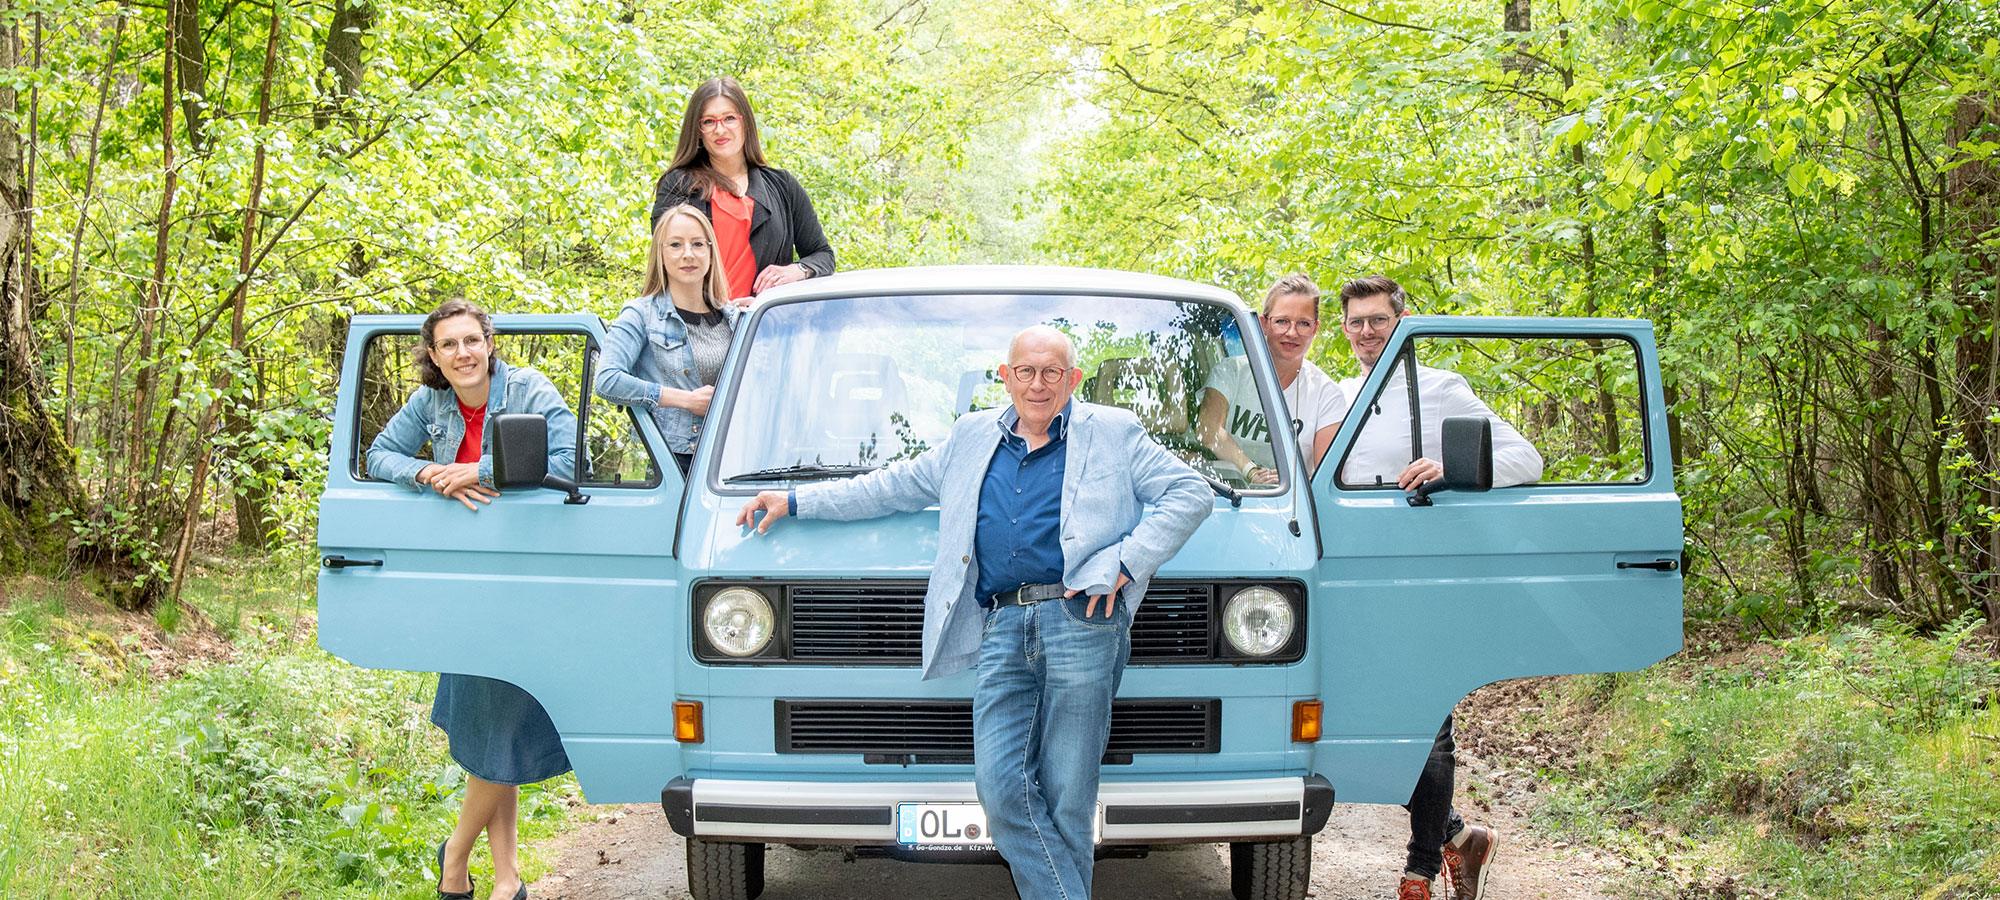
[429,674,571,785]
[365,357,578,785]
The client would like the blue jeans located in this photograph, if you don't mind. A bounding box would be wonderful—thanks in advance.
[974,596,1132,900]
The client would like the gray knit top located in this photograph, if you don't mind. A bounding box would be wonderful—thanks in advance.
[685,307,733,387]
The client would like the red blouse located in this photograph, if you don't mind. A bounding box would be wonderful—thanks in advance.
[710,189,757,303]
[455,398,486,465]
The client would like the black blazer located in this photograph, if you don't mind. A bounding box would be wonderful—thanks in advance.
[650,166,836,279]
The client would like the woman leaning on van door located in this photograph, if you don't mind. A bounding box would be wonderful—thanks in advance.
[363,299,576,900]
[650,76,835,302]
[595,204,742,477]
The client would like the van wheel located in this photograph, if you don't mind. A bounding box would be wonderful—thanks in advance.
[1229,837,1310,900]
[686,837,765,900]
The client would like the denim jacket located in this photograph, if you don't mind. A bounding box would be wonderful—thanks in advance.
[594,294,742,454]
[366,357,579,492]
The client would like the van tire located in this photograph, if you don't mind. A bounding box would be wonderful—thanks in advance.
[1229,837,1310,900]
[686,837,765,900]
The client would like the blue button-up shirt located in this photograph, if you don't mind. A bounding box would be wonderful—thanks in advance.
[973,403,1071,603]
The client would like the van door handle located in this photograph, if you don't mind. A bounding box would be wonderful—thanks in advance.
[322,555,384,569]
[1617,558,1679,571]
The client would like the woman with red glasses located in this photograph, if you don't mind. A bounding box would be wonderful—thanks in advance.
[649,77,836,304]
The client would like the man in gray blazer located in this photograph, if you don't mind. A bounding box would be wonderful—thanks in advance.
[738,324,1211,900]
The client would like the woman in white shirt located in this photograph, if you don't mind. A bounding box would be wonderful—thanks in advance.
[1198,273,1347,484]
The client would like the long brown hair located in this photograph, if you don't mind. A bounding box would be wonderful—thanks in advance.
[642,205,731,310]
[414,299,498,391]
[666,76,769,199]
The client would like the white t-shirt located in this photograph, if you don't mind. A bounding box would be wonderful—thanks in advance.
[1203,356,1347,472]
[1334,363,1544,488]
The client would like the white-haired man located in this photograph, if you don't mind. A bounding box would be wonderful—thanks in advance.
[738,324,1212,900]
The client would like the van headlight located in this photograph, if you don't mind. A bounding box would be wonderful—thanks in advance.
[1221,586,1295,657]
[704,587,775,657]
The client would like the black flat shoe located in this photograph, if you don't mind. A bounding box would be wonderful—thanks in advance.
[436,839,475,900]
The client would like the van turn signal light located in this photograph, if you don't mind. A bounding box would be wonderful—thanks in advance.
[674,700,704,743]
[1292,700,1322,743]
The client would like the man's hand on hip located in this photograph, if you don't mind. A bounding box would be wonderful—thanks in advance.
[1067,571,1132,619]
[736,491,790,534]
[1397,457,1444,491]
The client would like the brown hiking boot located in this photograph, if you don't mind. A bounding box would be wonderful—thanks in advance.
[1441,825,1499,900]
[1397,877,1434,900]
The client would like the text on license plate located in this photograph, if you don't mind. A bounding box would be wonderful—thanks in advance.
[895,802,1102,849]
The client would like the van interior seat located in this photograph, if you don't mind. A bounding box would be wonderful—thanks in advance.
[821,353,909,443]
[954,367,1001,416]
[1087,356,1188,435]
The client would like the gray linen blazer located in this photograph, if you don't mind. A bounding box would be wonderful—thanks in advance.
[796,401,1212,680]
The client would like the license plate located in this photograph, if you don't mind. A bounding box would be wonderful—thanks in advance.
[897,802,992,849]
[895,802,1103,850]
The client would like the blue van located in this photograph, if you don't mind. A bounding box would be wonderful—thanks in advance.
[318,266,1682,900]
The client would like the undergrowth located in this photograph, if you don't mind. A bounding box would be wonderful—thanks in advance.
[1531,615,2000,899]
[0,555,583,899]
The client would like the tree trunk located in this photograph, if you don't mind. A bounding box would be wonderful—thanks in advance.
[64,11,126,445]
[198,0,283,567]
[0,20,85,575]
[1945,93,1998,627]
[171,0,207,150]
[128,2,179,485]
[314,0,376,129]
[1502,0,1533,73]
[1861,320,1906,611]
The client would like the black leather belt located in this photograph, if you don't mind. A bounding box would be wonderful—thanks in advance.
[988,582,1067,608]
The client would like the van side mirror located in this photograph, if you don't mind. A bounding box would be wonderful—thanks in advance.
[1409,416,1493,507]
[490,414,589,505]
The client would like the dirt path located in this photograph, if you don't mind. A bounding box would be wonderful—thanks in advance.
[531,731,1627,900]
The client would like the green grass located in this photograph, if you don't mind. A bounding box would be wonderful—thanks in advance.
[0,552,585,899]
[1528,616,2000,899]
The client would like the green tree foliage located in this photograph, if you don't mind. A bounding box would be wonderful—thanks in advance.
[1030,0,2000,629]
[1,0,1996,626]
[3,0,1051,601]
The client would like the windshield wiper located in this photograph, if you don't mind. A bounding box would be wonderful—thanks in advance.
[727,463,883,483]
[1203,474,1243,507]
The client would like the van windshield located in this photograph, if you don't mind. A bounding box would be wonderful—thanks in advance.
[712,293,1285,491]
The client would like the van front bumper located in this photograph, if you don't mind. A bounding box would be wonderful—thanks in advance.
[662,775,1334,845]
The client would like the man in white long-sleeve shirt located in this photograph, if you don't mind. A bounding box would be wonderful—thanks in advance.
[1332,277,1543,492]
[1332,275,1532,900]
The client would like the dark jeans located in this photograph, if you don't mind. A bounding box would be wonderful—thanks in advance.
[672,451,692,478]
[1402,715,1466,879]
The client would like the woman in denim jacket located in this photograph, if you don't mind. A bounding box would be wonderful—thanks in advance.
[366,300,576,900]
[366,305,578,508]
[596,204,743,476]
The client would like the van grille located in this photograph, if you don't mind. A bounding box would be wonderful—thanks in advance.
[787,580,1214,665]
[775,698,1220,762]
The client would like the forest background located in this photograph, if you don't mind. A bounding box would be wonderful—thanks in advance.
[0,0,1997,895]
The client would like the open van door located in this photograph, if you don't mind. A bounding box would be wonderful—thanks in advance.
[317,314,686,802]
[1308,317,1683,803]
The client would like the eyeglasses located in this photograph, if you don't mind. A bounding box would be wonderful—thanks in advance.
[1264,316,1318,333]
[431,333,487,355]
[698,114,743,133]
[1342,314,1395,333]
[1005,364,1074,385]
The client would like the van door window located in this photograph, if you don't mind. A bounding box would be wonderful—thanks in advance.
[1333,335,1648,489]
[352,329,659,487]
